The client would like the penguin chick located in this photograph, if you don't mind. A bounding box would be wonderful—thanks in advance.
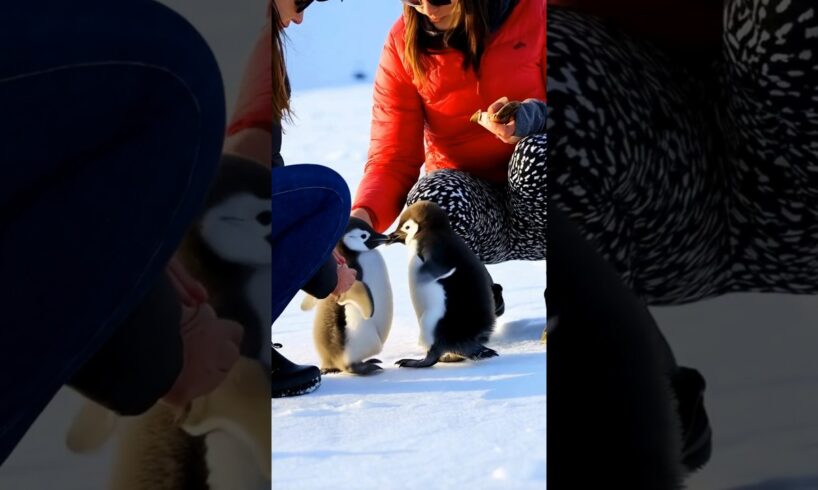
[177,155,272,368]
[387,201,498,368]
[307,218,393,376]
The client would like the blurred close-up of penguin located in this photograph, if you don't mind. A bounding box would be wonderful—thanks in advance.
[303,217,394,375]
[387,201,498,368]
[177,154,273,370]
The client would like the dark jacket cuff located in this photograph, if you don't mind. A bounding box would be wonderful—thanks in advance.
[302,256,338,299]
[67,275,183,416]
[513,98,547,138]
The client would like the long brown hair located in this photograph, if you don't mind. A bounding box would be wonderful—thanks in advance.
[403,0,490,86]
[269,4,291,124]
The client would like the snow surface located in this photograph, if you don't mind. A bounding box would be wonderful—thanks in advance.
[272,85,548,490]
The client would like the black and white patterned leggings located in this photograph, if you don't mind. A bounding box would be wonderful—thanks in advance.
[407,133,547,264]
[548,1,818,305]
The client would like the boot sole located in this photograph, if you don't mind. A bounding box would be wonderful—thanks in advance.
[271,376,321,398]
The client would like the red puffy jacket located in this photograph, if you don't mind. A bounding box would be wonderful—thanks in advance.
[353,0,547,232]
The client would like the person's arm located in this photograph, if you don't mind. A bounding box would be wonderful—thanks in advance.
[68,274,242,416]
[302,257,338,299]
[67,275,184,415]
[475,7,546,144]
[513,33,548,138]
[351,26,426,233]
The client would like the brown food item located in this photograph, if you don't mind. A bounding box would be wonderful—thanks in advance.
[468,101,522,125]
[469,109,482,124]
[490,101,521,124]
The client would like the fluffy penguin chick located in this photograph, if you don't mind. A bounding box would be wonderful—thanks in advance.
[305,218,393,375]
[388,201,498,368]
[177,155,272,368]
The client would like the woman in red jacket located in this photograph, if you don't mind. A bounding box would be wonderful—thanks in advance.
[350,0,547,276]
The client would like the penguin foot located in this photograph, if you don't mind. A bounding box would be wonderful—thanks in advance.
[395,358,433,368]
[396,346,442,368]
[348,362,384,376]
[320,367,342,375]
[468,346,499,361]
[364,358,382,364]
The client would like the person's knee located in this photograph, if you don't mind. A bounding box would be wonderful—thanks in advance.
[405,169,483,241]
[279,164,351,214]
[272,164,351,246]
[509,134,547,193]
[407,169,462,206]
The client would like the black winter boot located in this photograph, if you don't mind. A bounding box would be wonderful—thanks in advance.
[271,345,321,398]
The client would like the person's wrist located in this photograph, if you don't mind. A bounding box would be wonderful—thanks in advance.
[351,207,373,226]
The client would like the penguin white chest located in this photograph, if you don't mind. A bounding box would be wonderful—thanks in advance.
[407,241,447,349]
[341,250,393,364]
[356,250,393,340]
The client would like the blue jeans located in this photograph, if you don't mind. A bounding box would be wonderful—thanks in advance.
[0,0,225,464]
[270,164,351,324]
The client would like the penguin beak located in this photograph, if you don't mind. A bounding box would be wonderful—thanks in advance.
[366,232,389,247]
[386,232,405,245]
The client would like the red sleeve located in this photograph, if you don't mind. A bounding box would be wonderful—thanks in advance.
[352,27,426,233]
[227,22,273,136]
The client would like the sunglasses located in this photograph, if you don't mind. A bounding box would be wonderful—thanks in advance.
[401,0,453,7]
[295,0,329,14]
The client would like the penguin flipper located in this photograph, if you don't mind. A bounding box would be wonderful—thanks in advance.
[336,281,374,319]
[300,294,318,311]
[66,398,118,453]
[418,253,456,281]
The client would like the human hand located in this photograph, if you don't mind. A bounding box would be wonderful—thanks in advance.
[162,304,244,412]
[472,96,522,145]
[167,256,209,307]
[332,250,358,296]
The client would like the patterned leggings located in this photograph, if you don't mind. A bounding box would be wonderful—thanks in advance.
[406,133,547,264]
[548,1,818,305]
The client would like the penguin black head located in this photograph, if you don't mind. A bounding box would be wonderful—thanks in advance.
[342,217,389,252]
[387,201,451,245]
[198,155,272,266]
